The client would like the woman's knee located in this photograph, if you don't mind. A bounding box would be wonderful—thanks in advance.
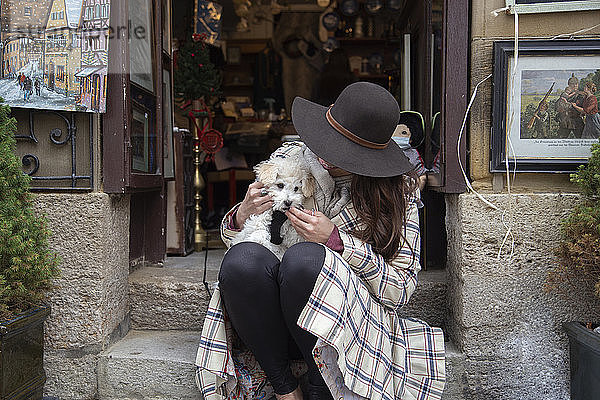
[218,242,279,290]
[279,242,325,285]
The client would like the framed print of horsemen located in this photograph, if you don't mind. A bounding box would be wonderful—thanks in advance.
[0,0,111,113]
[491,40,600,172]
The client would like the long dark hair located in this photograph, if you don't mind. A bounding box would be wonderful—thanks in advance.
[350,172,418,261]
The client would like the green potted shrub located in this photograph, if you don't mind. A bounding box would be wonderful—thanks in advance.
[0,98,60,399]
[546,142,600,400]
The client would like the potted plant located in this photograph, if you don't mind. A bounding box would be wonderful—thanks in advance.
[546,142,600,400]
[0,98,60,399]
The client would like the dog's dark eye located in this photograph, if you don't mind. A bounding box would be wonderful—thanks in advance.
[277,183,284,189]
[294,187,298,192]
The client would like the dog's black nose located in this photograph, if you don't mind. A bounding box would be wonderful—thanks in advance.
[284,200,292,207]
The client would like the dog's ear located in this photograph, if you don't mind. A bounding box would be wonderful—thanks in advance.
[254,160,278,185]
[302,173,316,198]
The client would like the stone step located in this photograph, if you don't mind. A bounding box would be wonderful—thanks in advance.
[129,249,224,330]
[398,268,448,330]
[130,249,448,331]
[443,341,467,400]
[97,330,202,400]
[97,330,465,400]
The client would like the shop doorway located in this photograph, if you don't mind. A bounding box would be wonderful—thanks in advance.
[164,0,468,268]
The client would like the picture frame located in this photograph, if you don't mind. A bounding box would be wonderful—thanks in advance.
[131,105,151,173]
[505,0,600,14]
[0,0,112,113]
[491,40,600,173]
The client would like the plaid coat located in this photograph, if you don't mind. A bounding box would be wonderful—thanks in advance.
[195,146,446,400]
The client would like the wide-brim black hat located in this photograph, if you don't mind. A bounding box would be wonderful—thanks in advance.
[292,82,412,177]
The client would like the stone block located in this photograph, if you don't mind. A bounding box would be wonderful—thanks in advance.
[35,193,130,350]
[43,350,99,400]
[398,270,448,330]
[442,342,467,400]
[445,194,466,348]
[98,330,202,400]
[446,192,600,399]
[129,250,223,330]
[461,356,569,400]
[34,193,129,399]
[457,193,576,274]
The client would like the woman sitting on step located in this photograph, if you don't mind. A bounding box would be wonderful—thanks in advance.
[195,82,446,400]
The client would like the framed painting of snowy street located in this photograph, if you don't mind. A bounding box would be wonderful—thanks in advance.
[0,0,111,113]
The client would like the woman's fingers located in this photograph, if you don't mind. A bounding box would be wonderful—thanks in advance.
[237,182,272,227]
[286,207,314,232]
[286,207,320,243]
[247,181,265,198]
[247,182,272,208]
[288,207,319,226]
[255,198,274,214]
[250,182,272,202]
[246,181,262,192]
[286,207,334,244]
[251,186,272,211]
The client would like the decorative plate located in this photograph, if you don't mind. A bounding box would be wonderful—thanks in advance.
[365,0,383,14]
[340,0,359,16]
[322,37,340,53]
[322,12,341,32]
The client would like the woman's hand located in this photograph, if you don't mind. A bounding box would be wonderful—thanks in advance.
[235,181,273,228]
[286,207,335,244]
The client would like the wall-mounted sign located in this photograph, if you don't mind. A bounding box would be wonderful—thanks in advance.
[491,40,600,173]
[0,0,111,113]
[505,0,600,14]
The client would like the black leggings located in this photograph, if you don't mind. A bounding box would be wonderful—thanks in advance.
[218,242,326,395]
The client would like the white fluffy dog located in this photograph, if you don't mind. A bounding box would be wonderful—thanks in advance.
[231,151,315,260]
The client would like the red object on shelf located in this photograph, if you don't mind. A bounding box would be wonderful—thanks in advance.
[188,99,224,162]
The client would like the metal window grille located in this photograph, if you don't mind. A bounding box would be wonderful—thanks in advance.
[15,109,94,191]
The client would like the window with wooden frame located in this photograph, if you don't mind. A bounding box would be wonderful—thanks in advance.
[437,0,468,193]
[103,0,165,193]
[401,0,468,193]
[394,0,468,271]
[161,0,175,180]
[400,0,469,193]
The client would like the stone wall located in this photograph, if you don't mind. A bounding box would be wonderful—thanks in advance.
[459,5,600,394]
[34,193,130,400]
[446,193,600,399]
